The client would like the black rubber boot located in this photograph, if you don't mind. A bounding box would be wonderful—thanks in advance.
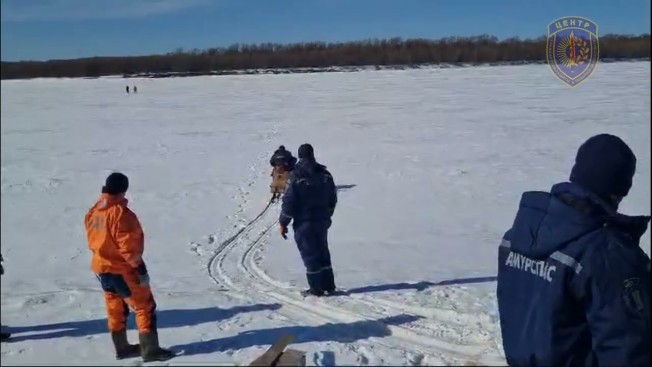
[322,268,336,293]
[111,330,140,360]
[300,288,324,297]
[301,272,324,297]
[139,329,175,362]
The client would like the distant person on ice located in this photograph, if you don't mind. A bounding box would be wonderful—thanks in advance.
[269,145,297,203]
[85,172,175,362]
[497,134,651,366]
[126,86,129,94]
[279,144,338,297]
[133,85,137,94]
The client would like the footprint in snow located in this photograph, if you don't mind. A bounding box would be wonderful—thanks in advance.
[23,294,53,307]
[189,242,202,256]
[357,353,369,366]
[408,352,425,366]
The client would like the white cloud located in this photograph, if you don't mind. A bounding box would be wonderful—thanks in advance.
[1,0,212,22]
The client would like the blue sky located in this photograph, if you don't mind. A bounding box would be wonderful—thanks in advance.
[1,0,650,61]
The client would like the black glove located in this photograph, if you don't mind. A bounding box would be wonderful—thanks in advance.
[136,262,149,286]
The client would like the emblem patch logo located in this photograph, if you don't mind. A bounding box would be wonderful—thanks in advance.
[546,16,599,87]
[622,277,646,315]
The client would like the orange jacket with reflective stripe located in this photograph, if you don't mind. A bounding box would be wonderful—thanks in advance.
[85,194,144,274]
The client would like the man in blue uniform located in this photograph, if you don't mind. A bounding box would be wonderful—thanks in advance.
[497,133,651,366]
[279,144,338,296]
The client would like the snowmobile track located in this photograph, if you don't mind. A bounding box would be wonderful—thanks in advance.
[238,210,504,364]
[208,198,504,365]
[208,200,444,363]
[249,245,495,332]
[206,199,274,288]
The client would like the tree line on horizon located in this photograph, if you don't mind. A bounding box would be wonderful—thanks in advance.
[1,34,649,80]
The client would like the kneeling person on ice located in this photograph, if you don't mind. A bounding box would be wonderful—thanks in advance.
[279,144,338,297]
[269,145,297,203]
[85,172,175,362]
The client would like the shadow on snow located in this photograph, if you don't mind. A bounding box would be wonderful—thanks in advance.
[6,275,495,350]
[342,276,498,295]
[170,314,422,356]
[335,184,357,192]
[7,303,282,343]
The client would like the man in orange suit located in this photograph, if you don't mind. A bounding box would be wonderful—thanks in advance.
[85,172,174,362]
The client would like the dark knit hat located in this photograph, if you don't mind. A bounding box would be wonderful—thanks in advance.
[569,134,636,200]
[102,172,129,195]
[298,143,315,160]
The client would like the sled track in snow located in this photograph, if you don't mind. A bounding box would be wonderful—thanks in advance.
[246,239,503,353]
[208,201,439,364]
[208,199,504,365]
[206,199,274,287]
[239,212,504,364]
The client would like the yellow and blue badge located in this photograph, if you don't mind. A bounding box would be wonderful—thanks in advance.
[546,16,600,87]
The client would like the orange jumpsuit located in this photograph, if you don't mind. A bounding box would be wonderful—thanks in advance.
[85,194,156,333]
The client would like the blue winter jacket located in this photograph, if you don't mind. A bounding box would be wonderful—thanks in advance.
[279,159,337,227]
[497,182,651,367]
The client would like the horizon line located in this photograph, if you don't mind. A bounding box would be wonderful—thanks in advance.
[2,32,650,63]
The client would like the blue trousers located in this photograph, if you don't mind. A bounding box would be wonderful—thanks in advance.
[294,220,336,292]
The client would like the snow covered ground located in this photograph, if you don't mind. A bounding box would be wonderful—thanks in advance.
[1,61,650,366]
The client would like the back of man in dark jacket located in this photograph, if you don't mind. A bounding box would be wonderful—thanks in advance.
[497,134,651,366]
[279,144,338,296]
